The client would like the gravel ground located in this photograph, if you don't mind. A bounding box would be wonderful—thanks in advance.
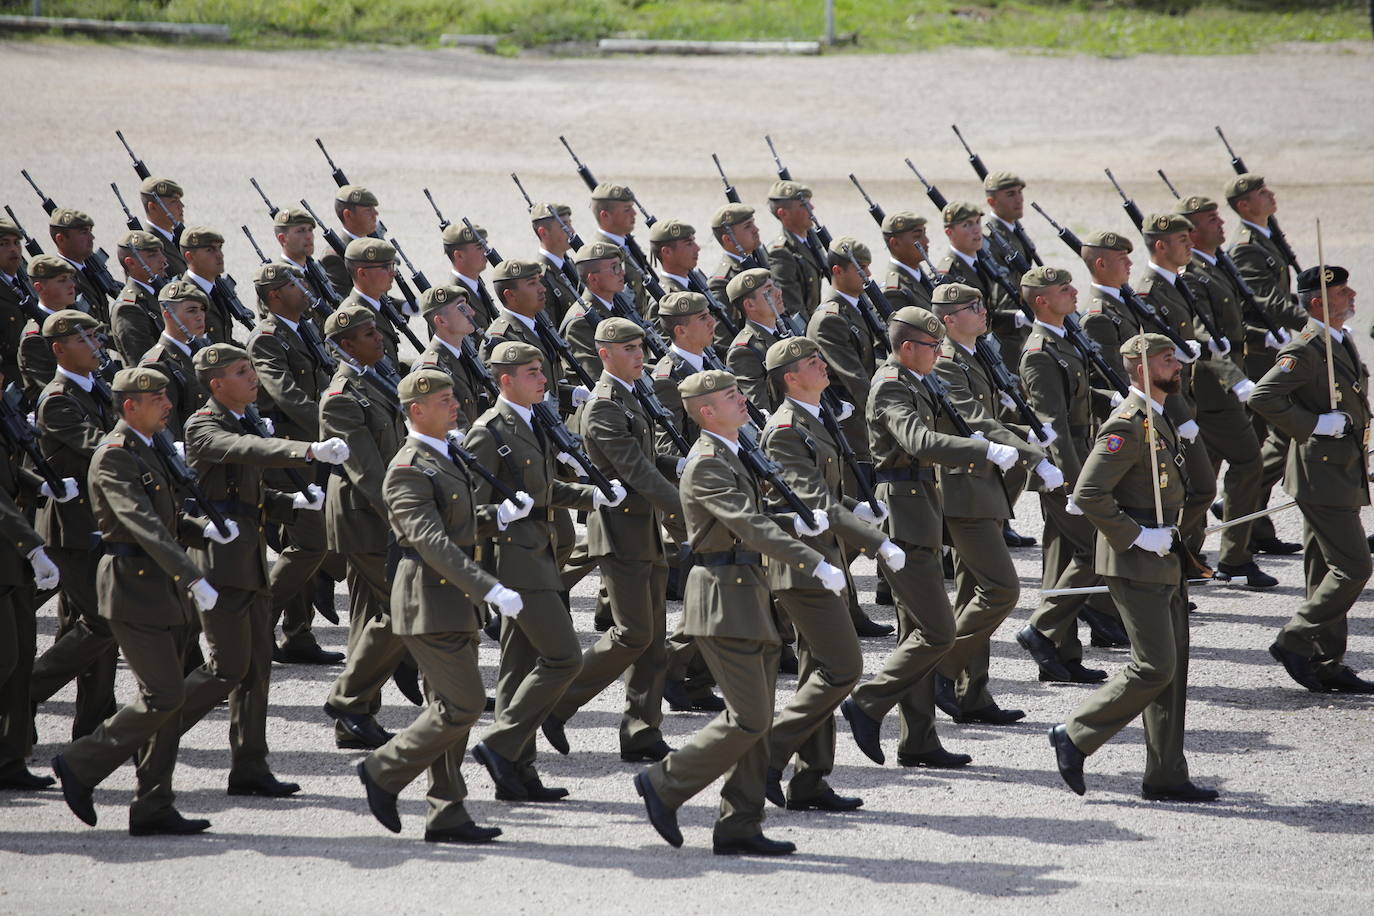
[2,41,1373,914]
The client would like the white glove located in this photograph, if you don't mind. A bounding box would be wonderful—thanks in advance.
[813,560,845,594]
[1036,459,1064,491]
[1014,311,1032,329]
[674,457,688,477]
[832,399,854,422]
[27,546,59,589]
[497,490,535,526]
[792,508,830,538]
[592,479,628,509]
[1110,391,1125,408]
[1065,497,1084,516]
[1174,342,1200,364]
[985,441,1019,471]
[190,577,219,612]
[1176,419,1200,442]
[1036,422,1058,447]
[1131,525,1175,557]
[571,385,592,408]
[998,391,1017,411]
[40,477,80,503]
[1264,329,1291,349]
[853,500,890,526]
[556,450,580,470]
[877,538,906,573]
[1314,411,1348,438]
[1207,336,1232,357]
[484,583,523,618]
[1231,379,1256,403]
[259,416,276,436]
[310,437,350,464]
[173,440,186,461]
[400,297,420,317]
[204,519,241,545]
[292,484,325,511]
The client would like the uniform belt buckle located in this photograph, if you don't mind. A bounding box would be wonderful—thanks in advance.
[496,445,512,458]
[140,472,155,487]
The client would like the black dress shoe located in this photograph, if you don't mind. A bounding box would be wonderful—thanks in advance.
[1251,536,1301,556]
[1142,781,1219,802]
[1040,660,1108,684]
[1002,521,1036,548]
[541,715,570,755]
[52,754,96,826]
[1268,643,1324,692]
[272,645,288,664]
[896,747,972,769]
[1016,625,1072,682]
[942,550,955,580]
[765,767,786,807]
[312,572,340,624]
[1369,533,1374,555]
[633,771,682,847]
[1081,607,1130,647]
[391,663,424,706]
[1316,665,1374,694]
[1215,561,1279,589]
[228,772,301,798]
[1209,500,1223,521]
[325,704,393,749]
[853,615,895,639]
[620,740,672,763]
[955,704,1025,725]
[0,767,55,791]
[129,809,212,837]
[472,742,528,800]
[785,788,863,812]
[664,679,724,712]
[713,833,796,856]
[497,774,568,803]
[484,695,496,712]
[778,644,799,676]
[425,821,502,844]
[280,643,345,665]
[356,761,401,833]
[840,698,885,765]
[933,674,961,720]
[1048,724,1086,796]
[873,576,894,606]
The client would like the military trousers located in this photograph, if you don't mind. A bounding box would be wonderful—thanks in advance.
[1029,492,1111,663]
[267,504,342,651]
[29,546,116,740]
[1249,411,1291,544]
[1198,403,1263,567]
[0,584,37,773]
[647,636,780,842]
[940,515,1020,711]
[1179,437,1218,557]
[1276,501,1372,667]
[328,550,407,739]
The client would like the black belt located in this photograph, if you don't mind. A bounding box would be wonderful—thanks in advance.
[1122,507,1182,527]
[103,541,146,558]
[400,544,475,563]
[689,549,763,568]
[875,465,935,483]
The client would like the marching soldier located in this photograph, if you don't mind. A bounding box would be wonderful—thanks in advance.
[589,183,648,313]
[632,368,839,856]
[18,255,80,402]
[1049,333,1217,803]
[443,222,499,329]
[0,218,28,384]
[271,207,339,308]
[765,181,823,322]
[1078,229,1143,415]
[484,258,585,414]
[356,368,527,844]
[414,285,486,427]
[178,227,239,345]
[708,204,764,311]
[981,172,1035,361]
[138,178,188,278]
[558,241,626,384]
[109,230,168,367]
[320,185,380,297]
[139,279,209,439]
[1250,266,1373,693]
[725,268,785,410]
[645,218,698,326]
[881,211,935,312]
[339,237,407,373]
[47,209,108,321]
[529,203,580,326]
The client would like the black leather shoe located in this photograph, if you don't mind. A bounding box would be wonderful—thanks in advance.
[1369,533,1374,555]
[933,674,961,719]
[633,771,682,848]
[1215,561,1279,589]
[356,761,401,833]
[955,704,1025,725]
[272,645,288,664]
[472,742,528,800]
[312,572,340,624]
[0,767,55,791]
[129,809,211,837]
[664,679,724,712]
[228,772,301,798]
[874,576,894,606]
[840,698,885,765]
[325,704,393,749]
[1040,660,1108,684]
[425,821,502,844]
[1142,781,1219,802]
[1251,536,1301,556]
[896,747,972,769]
[541,715,570,755]
[1081,608,1130,647]
[391,663,423,706]
[854,615,895,639]
[484,695,496,712]
[778,644,800,675]
[506,775,568,803]
[52,754,96,826]
[1209,500,1224,521]
[713,833,796,856]
[1048,724,1086,796]
[280,643,345,665]
[1268,643,1324,692]
[1017,625,1072,682]
[942,550,955,580]
[620,740,672,763]
[665,564,684,602]
[1003,521,1036,548]
[482,614,501,641]
[765,767,786,807]
[785,788,863,812]
[1316,665,1374,694]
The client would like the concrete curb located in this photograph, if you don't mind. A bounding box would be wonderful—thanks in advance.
[598,38,821,55]
[0,14,229,40]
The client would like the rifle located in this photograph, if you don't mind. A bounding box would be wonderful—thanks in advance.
[153,430,232,540]
[1214,126,1301,271]
[816,398,881,515]
[950,124,1043,267]
[115,130,185,246]
[710,153,773,267]
[632,375,690,456]
[240,403,312,494]
[112,187,167,292]
[445,431,520,503]
[3,206,43,260]
[557,136,658,287]
[971,336,1051,443]
[71,327,117,409]
[905,159,949,212]
[111,181,146,234]
[530,401,617,499]
[509,173,586,293]
[210,273,256,334]
[241,226,337,372]
[0,274,43,325]
[0,383,65,494]
[160,287,210,354]
[250,178,341,312]
[835,246,892,358]
[763,135,833,267]
[21,170,122,300]
[695,346,768,429]
[325,338,403,404]
[737,426,814,518]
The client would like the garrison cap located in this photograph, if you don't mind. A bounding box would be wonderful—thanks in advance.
[931,282,982,306]
[139,176,183,199]
[157,277,210,307]
[490,258,540,282]
[1143,212,1194,237]
[573,240,622,265]
[397,367,452,405]
[27,254,77,280]
[590,182,635,202]
[323,304,376,338]
[335,185,378,207]
[942,201,983,226]
[441,223,487,247]
[529,202,572,222]
[418,284,470,317]
[829,236,872,266]
[677,369,736,400]
[711,203,754,230]
[1173,194,1218,216]
[343,236,395,264]
[594,316,644,343]
[112,366,169,394]
[1296,265,1350,295]
[1020,265,1073,289]
[657,291,709,317]
[1080,230,1133,253]
[764,336,821,372]
[0,217,19,239]
[41,309,99,339]
[1224,173,1265,202]
[49,208,94,231]
[180,226,224,249]
[983,170,1025,192]
[891,305,945,340]
[648,219,695,243]
[1120,332,1174,359]
[118,230,163,252]
[272,207,316,229]
[881,211,927,235]
[487,340,542,367]
[194,342,249,370]
[726,267,773,304]
[767,180,812,202]
[253,262,301,292]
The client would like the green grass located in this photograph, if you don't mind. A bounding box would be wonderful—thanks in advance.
[1,0,1367,52]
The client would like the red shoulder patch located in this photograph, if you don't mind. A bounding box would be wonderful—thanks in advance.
[1276,356,1296,373]
[1105,434,1124,453]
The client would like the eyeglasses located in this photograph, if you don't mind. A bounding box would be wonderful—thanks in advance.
[947,301,986,315]
[908,338,941,350]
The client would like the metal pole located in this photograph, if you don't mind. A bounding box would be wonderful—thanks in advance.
[824,0,835,46]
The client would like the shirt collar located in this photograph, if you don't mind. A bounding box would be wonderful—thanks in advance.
[353,290,382,310]
[890,257,923,280]
[600,231,626,247]
[150,224,174,243]
[438,336,466,360]
[1091,283,1123,301]
[539,248,564,269]
[160,332,192,356]
[834,289,860,308]
[608,372,635,392]
[1148,262,1178,286]
[280,254,307,270]
[787,396,822,421]
[498,395,535,430]
[748,318,777,334]
[670,345,705,373]
[132,278,154,295]
[1310,318,1345,344]
[724,251,747,265]
[407,428,453,456]
[660,271,689,288]
[994,216,1017,233]
[60,254,84,271]
[185,270,214,293]
[1034,319,1066,338]
[950,247,977,268]
[56,366,95,392]
[500,306,537,333]
[274,313,301,334]
[1129,387,1167,417]
[1241,219,1272,239]
[1191,248,1217,266]
[452,271,479,293]
[129,428,153,447]
[704,429,740,455]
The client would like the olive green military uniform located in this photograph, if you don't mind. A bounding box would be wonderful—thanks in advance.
[709,252,757,316]
[139,335,203,439]
[768,232,824,322]
[982,214,1035,361]
[0,269,27,385]
[142,223,187,280]
[883,260,934,312]
[537,252,581,328]
[593,229,648,316]
[18,312,58,404]
[109,278,161,368]
[413,336,484,429]
[557,291,614,387]
[320,231,363,299]
[0,440,45,782]
[806,289,877,470]
[726,321,781,411]
[179,269,236,348]
[1080,284,1144,421]
[338,289,405,375]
